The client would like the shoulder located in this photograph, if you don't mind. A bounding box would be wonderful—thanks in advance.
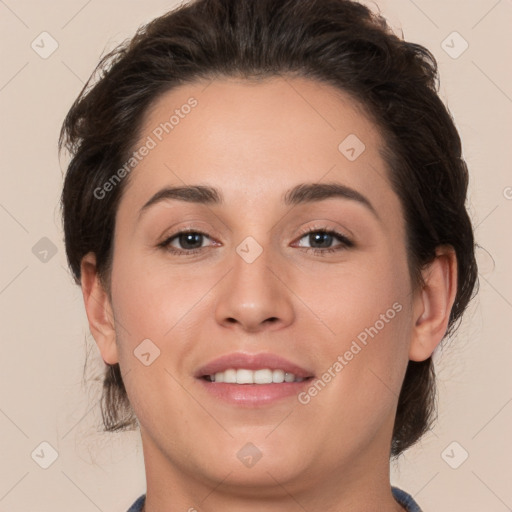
[392,486,423,512]
[126,494,146,512]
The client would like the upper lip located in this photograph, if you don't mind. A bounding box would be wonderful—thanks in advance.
[195,352,315,379]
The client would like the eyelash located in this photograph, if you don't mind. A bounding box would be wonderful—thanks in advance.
[157,227,354,257]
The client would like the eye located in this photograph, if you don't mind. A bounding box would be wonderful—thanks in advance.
[294,228,354,255]
[158,229,216,256]
[157,227,354,257]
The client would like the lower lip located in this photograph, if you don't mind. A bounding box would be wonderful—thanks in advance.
[197,378,313,406]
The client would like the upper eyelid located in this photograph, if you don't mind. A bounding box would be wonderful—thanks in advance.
[157,213,355,239]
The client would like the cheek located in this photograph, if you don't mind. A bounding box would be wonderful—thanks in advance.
[299,248,410,340]
[301,250,413,405]
[111,253,215,343]
[300,303,412,453]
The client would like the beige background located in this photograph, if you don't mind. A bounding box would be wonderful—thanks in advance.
[0,0,511,510]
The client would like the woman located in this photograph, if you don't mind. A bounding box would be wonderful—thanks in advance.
[59,0,478,510]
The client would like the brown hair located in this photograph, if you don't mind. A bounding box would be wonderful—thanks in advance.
[59,0,478,456]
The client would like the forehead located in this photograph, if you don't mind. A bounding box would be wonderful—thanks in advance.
[119,76,396,223]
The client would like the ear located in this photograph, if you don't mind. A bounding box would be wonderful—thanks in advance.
[409,245,458,362]
[80,252,118,365]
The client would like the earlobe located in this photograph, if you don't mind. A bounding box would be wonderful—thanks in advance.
[409,245,458,362]
[80,252,118,365]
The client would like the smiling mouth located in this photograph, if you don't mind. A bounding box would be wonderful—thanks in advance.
[201,368,315,384]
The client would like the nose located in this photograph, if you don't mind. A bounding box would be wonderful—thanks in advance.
[214,241,295,333]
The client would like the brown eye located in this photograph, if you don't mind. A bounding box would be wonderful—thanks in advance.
[158,230,214,255]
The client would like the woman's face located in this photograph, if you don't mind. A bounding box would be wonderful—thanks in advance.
[102,77,420,493]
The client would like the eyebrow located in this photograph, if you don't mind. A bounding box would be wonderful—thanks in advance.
[137,182,379,221]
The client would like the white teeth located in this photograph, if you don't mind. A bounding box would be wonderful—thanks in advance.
[236,369,253,384]
[223,369,237,383]
[254,369,272,384]
[284,372,295,383]
[208,368,306,384]
[272,369,285,383]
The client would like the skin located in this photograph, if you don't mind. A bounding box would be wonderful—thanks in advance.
[80,77,457,512]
